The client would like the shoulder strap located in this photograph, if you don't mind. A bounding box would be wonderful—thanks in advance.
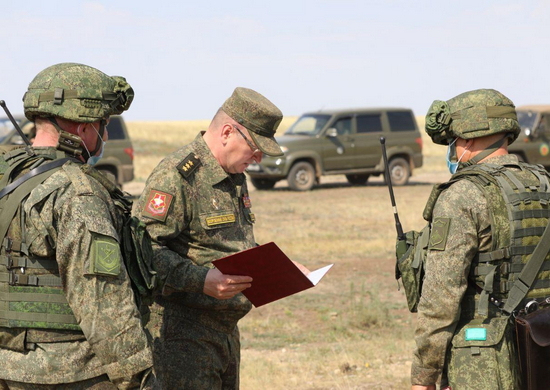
[0,160,69,247]
[0,158,70,200]
[502,222,550,314]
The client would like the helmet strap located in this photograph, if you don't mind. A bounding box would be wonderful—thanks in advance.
[460,136,507,168]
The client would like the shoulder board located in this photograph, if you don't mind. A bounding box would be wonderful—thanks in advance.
[177,153,202,178]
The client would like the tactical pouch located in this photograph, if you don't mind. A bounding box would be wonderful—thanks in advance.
[447,316,518,389]
[396,224,429,312]
[515,306,550,390]
[121,216,157,307]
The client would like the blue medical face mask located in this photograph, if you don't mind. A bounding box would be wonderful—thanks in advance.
[446,138,468,174]
[87,140,106,166]
[79,123,106,166]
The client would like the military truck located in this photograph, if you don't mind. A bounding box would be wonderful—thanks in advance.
[246,107,423,191]
[508,105,550,169]
[0,115,134,186]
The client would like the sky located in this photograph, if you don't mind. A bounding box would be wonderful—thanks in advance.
[1,0,549,122]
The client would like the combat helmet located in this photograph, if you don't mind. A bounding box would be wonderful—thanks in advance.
[23,62,134,123]
[425,89,520,145]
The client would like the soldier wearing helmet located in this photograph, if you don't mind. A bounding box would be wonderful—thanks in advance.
[411,89,550,389]
[0,63,154,389]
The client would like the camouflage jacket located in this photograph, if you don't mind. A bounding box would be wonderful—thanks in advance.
[412,154,536,389]
[134,132,255,333]
[0,147,152,386]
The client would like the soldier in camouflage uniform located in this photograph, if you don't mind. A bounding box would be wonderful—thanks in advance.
[411,89,550,390]
[0,63,153,389]
[133,87,284,389]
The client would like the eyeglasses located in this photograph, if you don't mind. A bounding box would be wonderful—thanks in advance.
[233,124,260,155]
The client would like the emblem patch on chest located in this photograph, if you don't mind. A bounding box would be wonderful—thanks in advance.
[242,194,252,208]
[142,189,174,222]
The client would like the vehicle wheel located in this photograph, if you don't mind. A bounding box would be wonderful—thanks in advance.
[345,174,370,186]
[287,162,316,191]
[386,157,410,186]
[250,177,277,190]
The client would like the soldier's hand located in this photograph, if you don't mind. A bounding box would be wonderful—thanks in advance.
[204,268,252,300]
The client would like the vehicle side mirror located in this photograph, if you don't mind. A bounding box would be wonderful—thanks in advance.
[326,128,338,138]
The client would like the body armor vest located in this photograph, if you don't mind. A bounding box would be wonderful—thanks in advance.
[431,160,550,318]
[0,149,80,334]
[0,148,156,349]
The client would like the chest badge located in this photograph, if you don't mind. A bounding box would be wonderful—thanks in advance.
[242,194,252,208]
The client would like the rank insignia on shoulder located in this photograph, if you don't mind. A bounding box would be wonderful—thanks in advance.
[242,194,252,208]
[177,153,201,178]
[142,189,174,222]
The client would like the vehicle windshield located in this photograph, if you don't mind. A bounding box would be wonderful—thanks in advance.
[517,110,538,133]
[284,114,331,136]
[0,117,20,143]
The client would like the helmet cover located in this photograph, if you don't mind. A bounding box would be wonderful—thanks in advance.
[425,89,520,145]
[23,62,133,123]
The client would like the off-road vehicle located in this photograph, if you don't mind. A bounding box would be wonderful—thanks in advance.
[508,105,550,169]
[0,115,134,186]
[246,107,423,191]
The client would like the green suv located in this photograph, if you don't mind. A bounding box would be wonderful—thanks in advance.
[246,107,423,191]
[508,105,550,168]
[0,115,134,186]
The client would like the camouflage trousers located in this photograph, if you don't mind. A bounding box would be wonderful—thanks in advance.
[154,314,241,390]
[0,375,115,389]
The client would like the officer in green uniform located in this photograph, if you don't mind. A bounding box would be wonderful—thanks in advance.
[0,63,153,389]
[411,89,550,390]
[133,87,284,389]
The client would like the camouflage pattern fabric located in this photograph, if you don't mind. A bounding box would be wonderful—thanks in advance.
[412,154,523,389]
[0,374,115,389]
[222,87,283,156]
[133,132,256,389]
[425,89,520,145]
[0,147,152,386]
[154,315,240,389]
[23,63,134,123]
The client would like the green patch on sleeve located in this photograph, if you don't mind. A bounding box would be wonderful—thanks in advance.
[90,233,121,276]
[429,217,451,251]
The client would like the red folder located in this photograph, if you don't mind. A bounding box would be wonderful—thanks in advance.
[213,242,333,307]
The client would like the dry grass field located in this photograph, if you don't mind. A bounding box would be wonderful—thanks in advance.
[126,117,450,390]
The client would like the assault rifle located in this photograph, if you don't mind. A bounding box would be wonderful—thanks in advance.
[0,100,34,156]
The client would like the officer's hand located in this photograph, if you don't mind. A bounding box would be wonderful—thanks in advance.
[204,268,252,300]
